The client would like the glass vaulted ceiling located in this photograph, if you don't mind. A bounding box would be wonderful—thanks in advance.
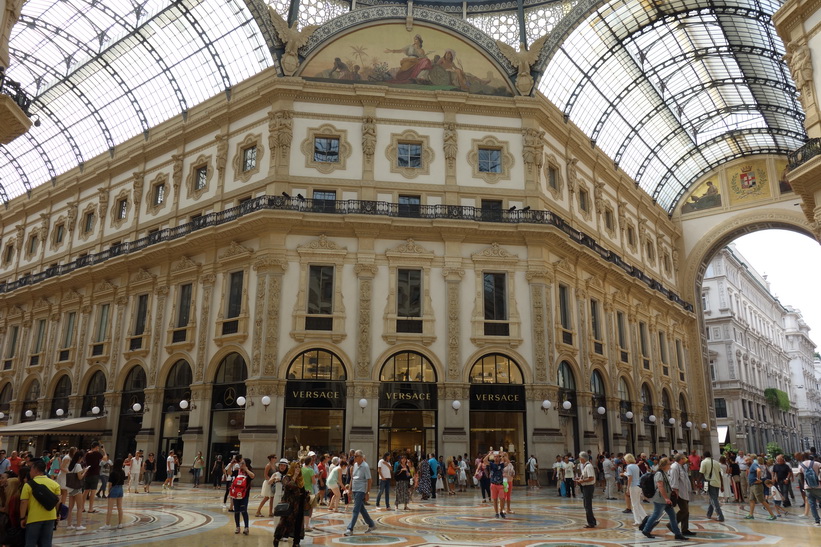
[1,0,273,202]
[540,0,806,212]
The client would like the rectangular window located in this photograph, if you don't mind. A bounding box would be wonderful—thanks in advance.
[62,312,76,348]
[658,331,668,364]
[397,269,421,317]
[742,400,748,418]
[55,224,65,244]
[548,166,558,189]
[95,303,110,343]
[242,146,257,171]
[313,137,339,163]
[627,225,635,246]
[605,208,614,231]
[33,319,46,354]
[558,284,572,330]
[313,190,336,213]
[308,266,334,315]
[3,245,13,264]
[177,283,192,328]
[153,183,166,205]
[134,294,148,336]
[579,189,589,212]
[398,195,421,217]
[639,322,649,356]
[478,148,502,173]
[481,199,502,222]
[227,271,244,319]
[117,199,127,220]
[195,166,207,190]
[397,142,422,168]
[590,299,602,340]
[29,235,38,254]
[5,325,18,359]
[483,272,508,336]
[715,398,728,418]
[84,212,94,233]
[617,311,626,348]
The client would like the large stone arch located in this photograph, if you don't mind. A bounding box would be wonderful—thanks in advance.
[204,345,251,384]
[371,344,444,384]
[78,365,107,395]
[278,342,353,381]
[45,370,73,398]
[461,347,533,385]
[156,351,196,388]
[116,360,147,391]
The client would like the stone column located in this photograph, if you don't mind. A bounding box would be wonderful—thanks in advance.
[526,269,552,383]
[237,380,281,466]
[354,263,378,380]
[135,388,162,457]
[442,267,464,382]
[251,256,287,378]
[194,274,215,383]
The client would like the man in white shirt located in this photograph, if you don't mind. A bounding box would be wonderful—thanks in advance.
[669,454,695,536]
[375,452,392,510]
[163,450,176,490]
[576,452,597,528]
[526,455,538,489]
[129,451,143,493]
[563,455,576,498]
[700,450,724,521]
[736,451,748,499]
[603,454,617,499]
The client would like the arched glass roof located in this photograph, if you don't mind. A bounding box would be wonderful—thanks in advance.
[539,0,806,212]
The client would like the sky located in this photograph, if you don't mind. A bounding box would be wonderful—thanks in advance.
[732,229,821,350]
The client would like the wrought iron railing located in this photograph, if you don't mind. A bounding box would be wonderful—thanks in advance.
[0,196,693,311]
[0,71,32,116]
[787,138,821,170]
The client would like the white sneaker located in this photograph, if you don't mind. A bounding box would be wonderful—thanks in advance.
[75,525,86,531]
[67,525,75,530]
[344,529,353,536]
[117,524,125,529]
[99,525,111,530]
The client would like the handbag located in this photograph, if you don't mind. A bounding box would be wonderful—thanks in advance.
[273,502,292,517]
[66,470,83,490]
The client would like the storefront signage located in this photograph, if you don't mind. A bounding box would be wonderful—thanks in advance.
[470,384,526,411]
[380,382,437,410]
[285,381,346,409]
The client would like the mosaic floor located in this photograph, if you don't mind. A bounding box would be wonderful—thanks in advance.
[49,485,821,546]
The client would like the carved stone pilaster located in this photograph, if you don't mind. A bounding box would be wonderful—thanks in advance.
[252,257,287,377]
[73,306,92,388]
[355,264,378,379]
[149,286,168,386]
[442,267,464,381]
[111,295,127,379]
[251,272,265,377]
[195,274,216,382]
[529,280,548,383]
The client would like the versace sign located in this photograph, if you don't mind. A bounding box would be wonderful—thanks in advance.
[379,382,437,410]
[470,384,525,411]
[285,380,346,409]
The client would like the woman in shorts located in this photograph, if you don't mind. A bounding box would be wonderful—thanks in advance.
[100,459,126,530]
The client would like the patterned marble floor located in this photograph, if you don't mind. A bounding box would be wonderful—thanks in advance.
[49,485,821,546]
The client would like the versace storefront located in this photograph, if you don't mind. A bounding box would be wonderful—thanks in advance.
[378,351,438,458]
[282,349,346,460]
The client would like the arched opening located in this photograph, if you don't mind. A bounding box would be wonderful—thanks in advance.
[49,375,71,419]
[641,383,657,454]
[378,351,438,458]
[591,370,609,454]
[469,353,527,481]
[282,348,347,461]
[21,380,40,423]
[0,383,11,422]
[209,352,247,466]
[116,365,146,459]
[82,371,106,416]
[691,227,819,455]
[619,377,636,455]
[160,360,193,462]
[558,361,580,458]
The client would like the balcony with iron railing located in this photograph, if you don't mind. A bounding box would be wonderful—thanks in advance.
[0,70,34,144]
[0,196,693,312]
[787,138,821,170]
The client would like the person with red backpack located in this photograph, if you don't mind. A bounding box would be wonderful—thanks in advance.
[231,458,255,535]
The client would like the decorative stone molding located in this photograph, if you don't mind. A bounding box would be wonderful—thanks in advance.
[382,239,436,346]
[67,202,78,233]
[219,241,254,263]
[23,231,39,261]
[567,157,579,195]
[544,154,564,200]
[232,133,265,183]
[171,256,201,275]
[300,123,351,174]
[171,155,183,195]
[269,110,294,161]
[146,172,169,216]
[356,274,373,379]
[467,135,513,184]
[386,129,434,179]
[576,182,592,221]
[194,273,216,382]
[470,242,522,346]
[50,216,66,251]
[97,187,109,221]
[521,128,544,173]
[529,278,549,383]
[132,171,144,206]
[785,39,814,112]
[215,134,228,184]
[186,154,213,201]
[78,203,97,241]
[443,122,458,168]
[446,280,461,380]
[362,116,376,161]
[109,188,131,229]
[291,235,348,343]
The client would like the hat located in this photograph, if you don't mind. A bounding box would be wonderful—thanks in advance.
[307,451,316,457]
[278,458,289,465]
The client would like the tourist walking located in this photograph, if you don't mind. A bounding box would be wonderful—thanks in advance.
[417,457,432,500]
[563,455,576,498]
[394,454,411,510]
[211,455,223,489]
[129,451,143,493]
[624,453,646,525]
[82,441,104,514]
[670,454,695,536]
[20,460,61,546]
[576,452,597,528]
[484,451,506,518]
[772,454,793,508]
[375,453,392,509]
[640,457,687,540]
[503,453,515,514]
[191,451,204,488]
[255,454,282,517]
[100,458,125,530]
[162,449,176,490]
[231,458,254,535]
[603,453,617,500]
[65,449,87,530]
[328,459,346,511]
[745,455,777,520]
[736,451,749,500]
[796,452,821,525]
[700,450,725,521]
[143,453,156,493]
[344,450,377,536]
[97,454,111,498]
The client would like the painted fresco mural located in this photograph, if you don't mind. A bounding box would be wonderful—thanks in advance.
[776,159,793,194]
[681,179,722,214]
[727,160,771,205]
[301,24,513,96]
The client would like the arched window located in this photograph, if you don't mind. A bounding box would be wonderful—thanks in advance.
[558,361,576,390]
[380,351,436,382]
[21,380,40,421]
[662,390,673,422]
[679,393,689,423]
[50,375,72,418]
[618,378,630,401]
[641,383,655,424]
[591,370,605,397]
[121,366,146,414]
[287,349,346,380]
[212,353,247,410]
[164,360,193,412]
[82,371,107,416]
[0,383,11,418]
[469,354,523,384]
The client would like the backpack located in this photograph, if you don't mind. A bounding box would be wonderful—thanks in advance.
[639,472,656,499]
[229,474,248,499]
[29,479,59,511]
[802,462,819,489]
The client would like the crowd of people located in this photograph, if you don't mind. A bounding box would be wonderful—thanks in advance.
[1,442,819,546]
